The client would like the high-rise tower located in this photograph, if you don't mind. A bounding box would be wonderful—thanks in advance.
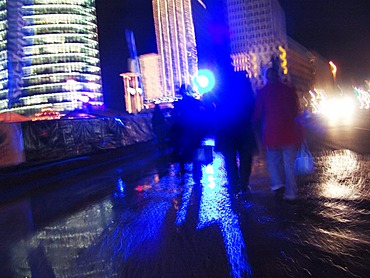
[226,0,288,88]
[0,0,103,116]
[152,0,198,98]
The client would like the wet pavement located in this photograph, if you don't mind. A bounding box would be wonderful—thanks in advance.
[0,139,369,277]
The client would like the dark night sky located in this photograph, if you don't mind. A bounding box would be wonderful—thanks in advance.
[95,0,370,110]
[279,0,370,85]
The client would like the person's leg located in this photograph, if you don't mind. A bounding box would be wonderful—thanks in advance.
[223,147,239,194]
[177,134,188,174]
[282,145,298,200]
[238,145,253,192]
[266,148,285,191]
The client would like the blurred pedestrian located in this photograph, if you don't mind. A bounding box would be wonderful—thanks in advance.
[216,71,257,197]
[200,91,217,137]
[152,104,167,149]
[170,84,205,175]
[253,68,303,201]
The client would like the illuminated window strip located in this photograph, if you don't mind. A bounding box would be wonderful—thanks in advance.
[23,85,103,94]
[24,34,98,45]
[23,52,99,62]
[30,0,93,4]
[24,54,100,61]
[23,20,96,28]
[24,25,96,35]
[23,62,100,71]
[30,0,94,4]
[6,103,74,114]
[23,4,94,13]
[19,91,102,101]
[23,72,102,81]
[5,101,104,113]
[23,25,96,33]
[24,43,99,53]
[23,81,96,91]
[23,13,96,22]
[24,81,102,90]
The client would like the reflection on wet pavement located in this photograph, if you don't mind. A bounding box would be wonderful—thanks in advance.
[0,146,369,277]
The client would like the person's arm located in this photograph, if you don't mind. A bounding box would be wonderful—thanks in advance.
[252,90,264,125]
[291,87,301,117]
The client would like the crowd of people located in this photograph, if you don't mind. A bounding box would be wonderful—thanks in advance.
[152,67,303,201]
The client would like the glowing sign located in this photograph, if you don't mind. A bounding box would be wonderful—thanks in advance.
[278,46,288,74]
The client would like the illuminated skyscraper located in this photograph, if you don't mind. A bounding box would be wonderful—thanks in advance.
[0,0,103,116]
[152,0,198,98]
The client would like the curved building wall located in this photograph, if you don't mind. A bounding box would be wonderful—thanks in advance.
[0,1,8,110]
[1,0,103,117]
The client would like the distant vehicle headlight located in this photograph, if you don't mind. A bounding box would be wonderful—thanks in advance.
[322,97,355,125]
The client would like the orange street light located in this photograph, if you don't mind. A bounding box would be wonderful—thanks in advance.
[329,61,337,80]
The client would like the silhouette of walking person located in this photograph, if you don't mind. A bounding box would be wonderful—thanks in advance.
[170,84,205,176]
[216,71,257,197]
[253,68,303,201]
[152,104,167,149]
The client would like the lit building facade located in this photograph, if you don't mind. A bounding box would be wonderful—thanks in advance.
[138,53,162,103]
[227,0,289,89]
[226,0,331,99]
[152,0,198,98]
[286,37,314,97]
[0,0,103,116]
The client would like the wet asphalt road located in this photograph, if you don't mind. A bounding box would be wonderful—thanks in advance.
[0,138,369,277]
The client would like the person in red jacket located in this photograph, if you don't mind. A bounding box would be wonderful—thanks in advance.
[253,68,303,201]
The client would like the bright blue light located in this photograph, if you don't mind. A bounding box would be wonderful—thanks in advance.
[202,138,215,147]
[194,69,215,95]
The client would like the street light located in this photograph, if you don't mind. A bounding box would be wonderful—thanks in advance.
[329,61,337,83]
[193,69,215,95]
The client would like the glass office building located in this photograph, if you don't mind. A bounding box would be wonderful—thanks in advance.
[0,0,103,116]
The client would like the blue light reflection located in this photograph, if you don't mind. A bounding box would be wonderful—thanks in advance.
[114,176,126,199]
[107,200,171,262]
[176,152,252,277]
[175,181,193,226]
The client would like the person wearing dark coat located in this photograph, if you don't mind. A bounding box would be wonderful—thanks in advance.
[170,84,205,175]
[152,104,167,148]
[216,71,257,196]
